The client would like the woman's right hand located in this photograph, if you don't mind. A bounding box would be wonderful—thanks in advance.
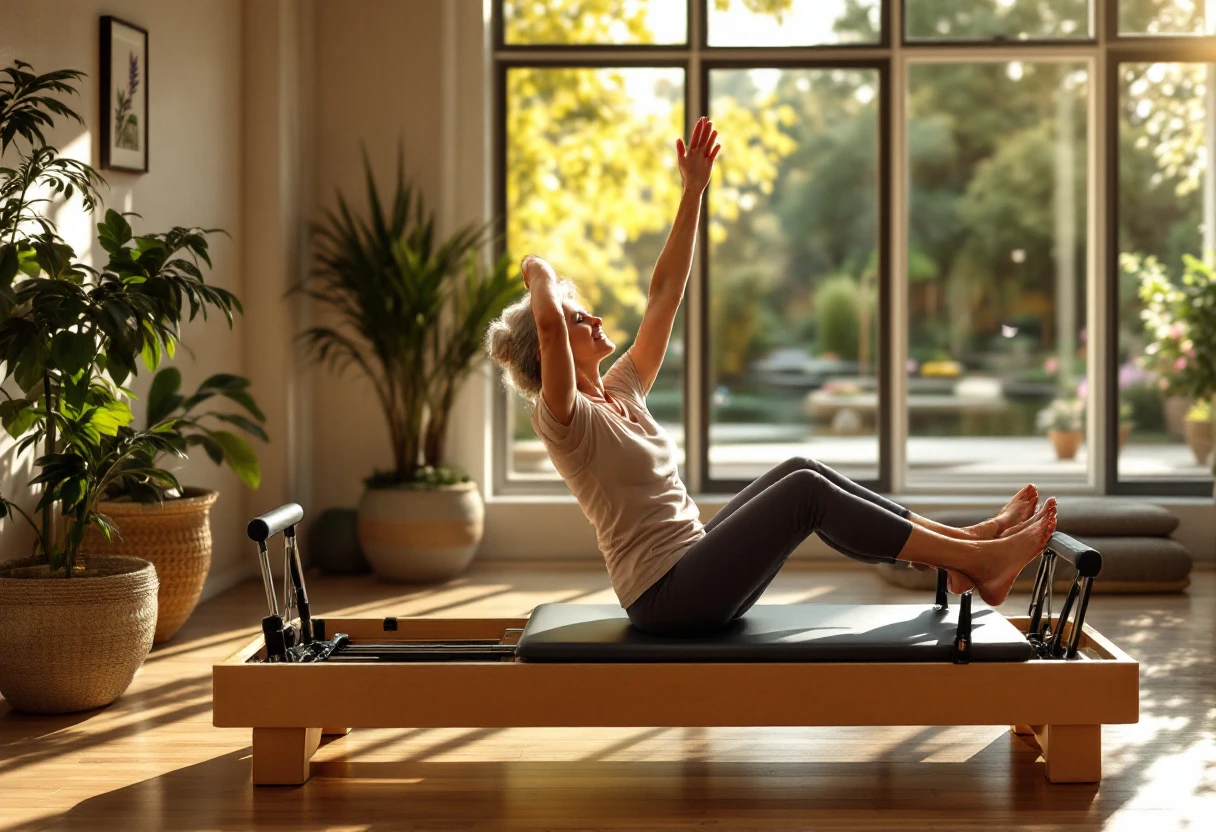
[521,254,553,290]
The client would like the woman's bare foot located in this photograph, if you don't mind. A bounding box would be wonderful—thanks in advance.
[964,501,1058,607]
[962,484,1039,540]
[939,485,1038,592]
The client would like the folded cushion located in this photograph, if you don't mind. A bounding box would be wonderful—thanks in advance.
[517,603,1032,663]
[931,498,1180,537]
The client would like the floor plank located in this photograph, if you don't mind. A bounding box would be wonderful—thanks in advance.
[1,563,1212,831]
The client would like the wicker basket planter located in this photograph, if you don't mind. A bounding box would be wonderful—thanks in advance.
[82,487,218,644]
[0,556,157,714]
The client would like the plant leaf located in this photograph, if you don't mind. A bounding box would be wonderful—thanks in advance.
[210,430,260,489]
[147,367,182,424]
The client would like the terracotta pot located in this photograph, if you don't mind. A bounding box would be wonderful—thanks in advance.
[1184,418,1213,466]
[82,487,218,643]
[1163,396,1190,438]
[1118,422,1133,448]
[357,481,484,583]
[1048,429,1084,461]
[0,556,157,714]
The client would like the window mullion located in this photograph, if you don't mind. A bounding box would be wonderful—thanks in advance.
[889,0,908,493]
[1091,46,1110,493]
[687,0,705,493]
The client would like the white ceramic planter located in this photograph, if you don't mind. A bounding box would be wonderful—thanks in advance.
[356,481,485,583]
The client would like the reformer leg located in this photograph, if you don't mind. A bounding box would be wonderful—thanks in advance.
[252,727,322,785]
[322,727,351,737]
[1033,724,1102,783]
[1010,723,1034,737]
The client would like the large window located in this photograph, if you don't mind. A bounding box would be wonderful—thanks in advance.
[494,0,1216,497]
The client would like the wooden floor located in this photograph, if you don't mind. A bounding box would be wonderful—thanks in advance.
[1,563,1212,831]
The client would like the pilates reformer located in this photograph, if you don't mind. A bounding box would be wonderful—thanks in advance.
[214,503,1139,786]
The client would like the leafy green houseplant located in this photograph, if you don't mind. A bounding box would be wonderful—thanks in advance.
[297,149,523,581]
[0,61,244,710]
[1134,253,1216,404]
[99,367,267,502]
[80,366,268,643]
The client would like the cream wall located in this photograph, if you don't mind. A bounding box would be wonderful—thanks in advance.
[309,0,448,512]
[0,1,249,591]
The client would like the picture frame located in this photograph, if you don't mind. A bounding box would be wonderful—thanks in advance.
[100,16,148,173]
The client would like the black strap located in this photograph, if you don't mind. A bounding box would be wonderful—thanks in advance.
[952,591,973,664]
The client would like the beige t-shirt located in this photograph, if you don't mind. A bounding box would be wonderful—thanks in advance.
[531,349,705,608]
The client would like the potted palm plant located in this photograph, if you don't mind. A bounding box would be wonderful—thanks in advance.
[298,150,523,582]
[0,61,241,712]
[81,367,266,643]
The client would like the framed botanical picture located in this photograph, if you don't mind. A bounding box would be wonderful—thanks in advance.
[100,16,148,172]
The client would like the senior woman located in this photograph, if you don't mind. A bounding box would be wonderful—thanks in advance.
[484,116,1056,636]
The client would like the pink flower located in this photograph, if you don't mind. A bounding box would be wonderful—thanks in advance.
[1159,378,1170,391]
[1174,357,1188,371]
[1044,356,1059,374]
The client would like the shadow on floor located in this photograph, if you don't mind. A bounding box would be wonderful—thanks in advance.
[2,732,1128,832]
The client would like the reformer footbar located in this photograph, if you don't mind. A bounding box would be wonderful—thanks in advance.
[248,504,348,663]
[247,505,522,663]
[245,504,1101,665]
[1026,531,1101,659]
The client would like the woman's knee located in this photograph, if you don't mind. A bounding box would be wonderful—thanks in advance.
[784,467,828,492]
[788,455,823,474]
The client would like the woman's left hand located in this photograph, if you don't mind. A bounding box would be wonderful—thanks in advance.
[677,116,721,194]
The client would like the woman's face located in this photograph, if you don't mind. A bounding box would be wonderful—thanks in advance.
[564,300,616,366]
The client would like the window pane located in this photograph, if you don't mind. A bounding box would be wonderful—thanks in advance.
[1118,62,1215,482]
[503,0,687,45]
[907,62,1089,486]
[707,0,881,46]
[504,67,686,480]
[906,0,1090,41]
[707,68,880,483]
[1119,0,1214,36]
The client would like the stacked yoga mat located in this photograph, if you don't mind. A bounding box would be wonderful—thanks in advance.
[879,498,1193,593]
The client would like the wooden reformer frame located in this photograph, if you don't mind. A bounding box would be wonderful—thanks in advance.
[212,505,1139,786]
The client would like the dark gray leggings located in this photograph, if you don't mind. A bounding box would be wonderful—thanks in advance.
[625,456,914,636]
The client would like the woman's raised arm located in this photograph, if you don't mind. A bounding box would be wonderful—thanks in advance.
[630,116,721,394]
